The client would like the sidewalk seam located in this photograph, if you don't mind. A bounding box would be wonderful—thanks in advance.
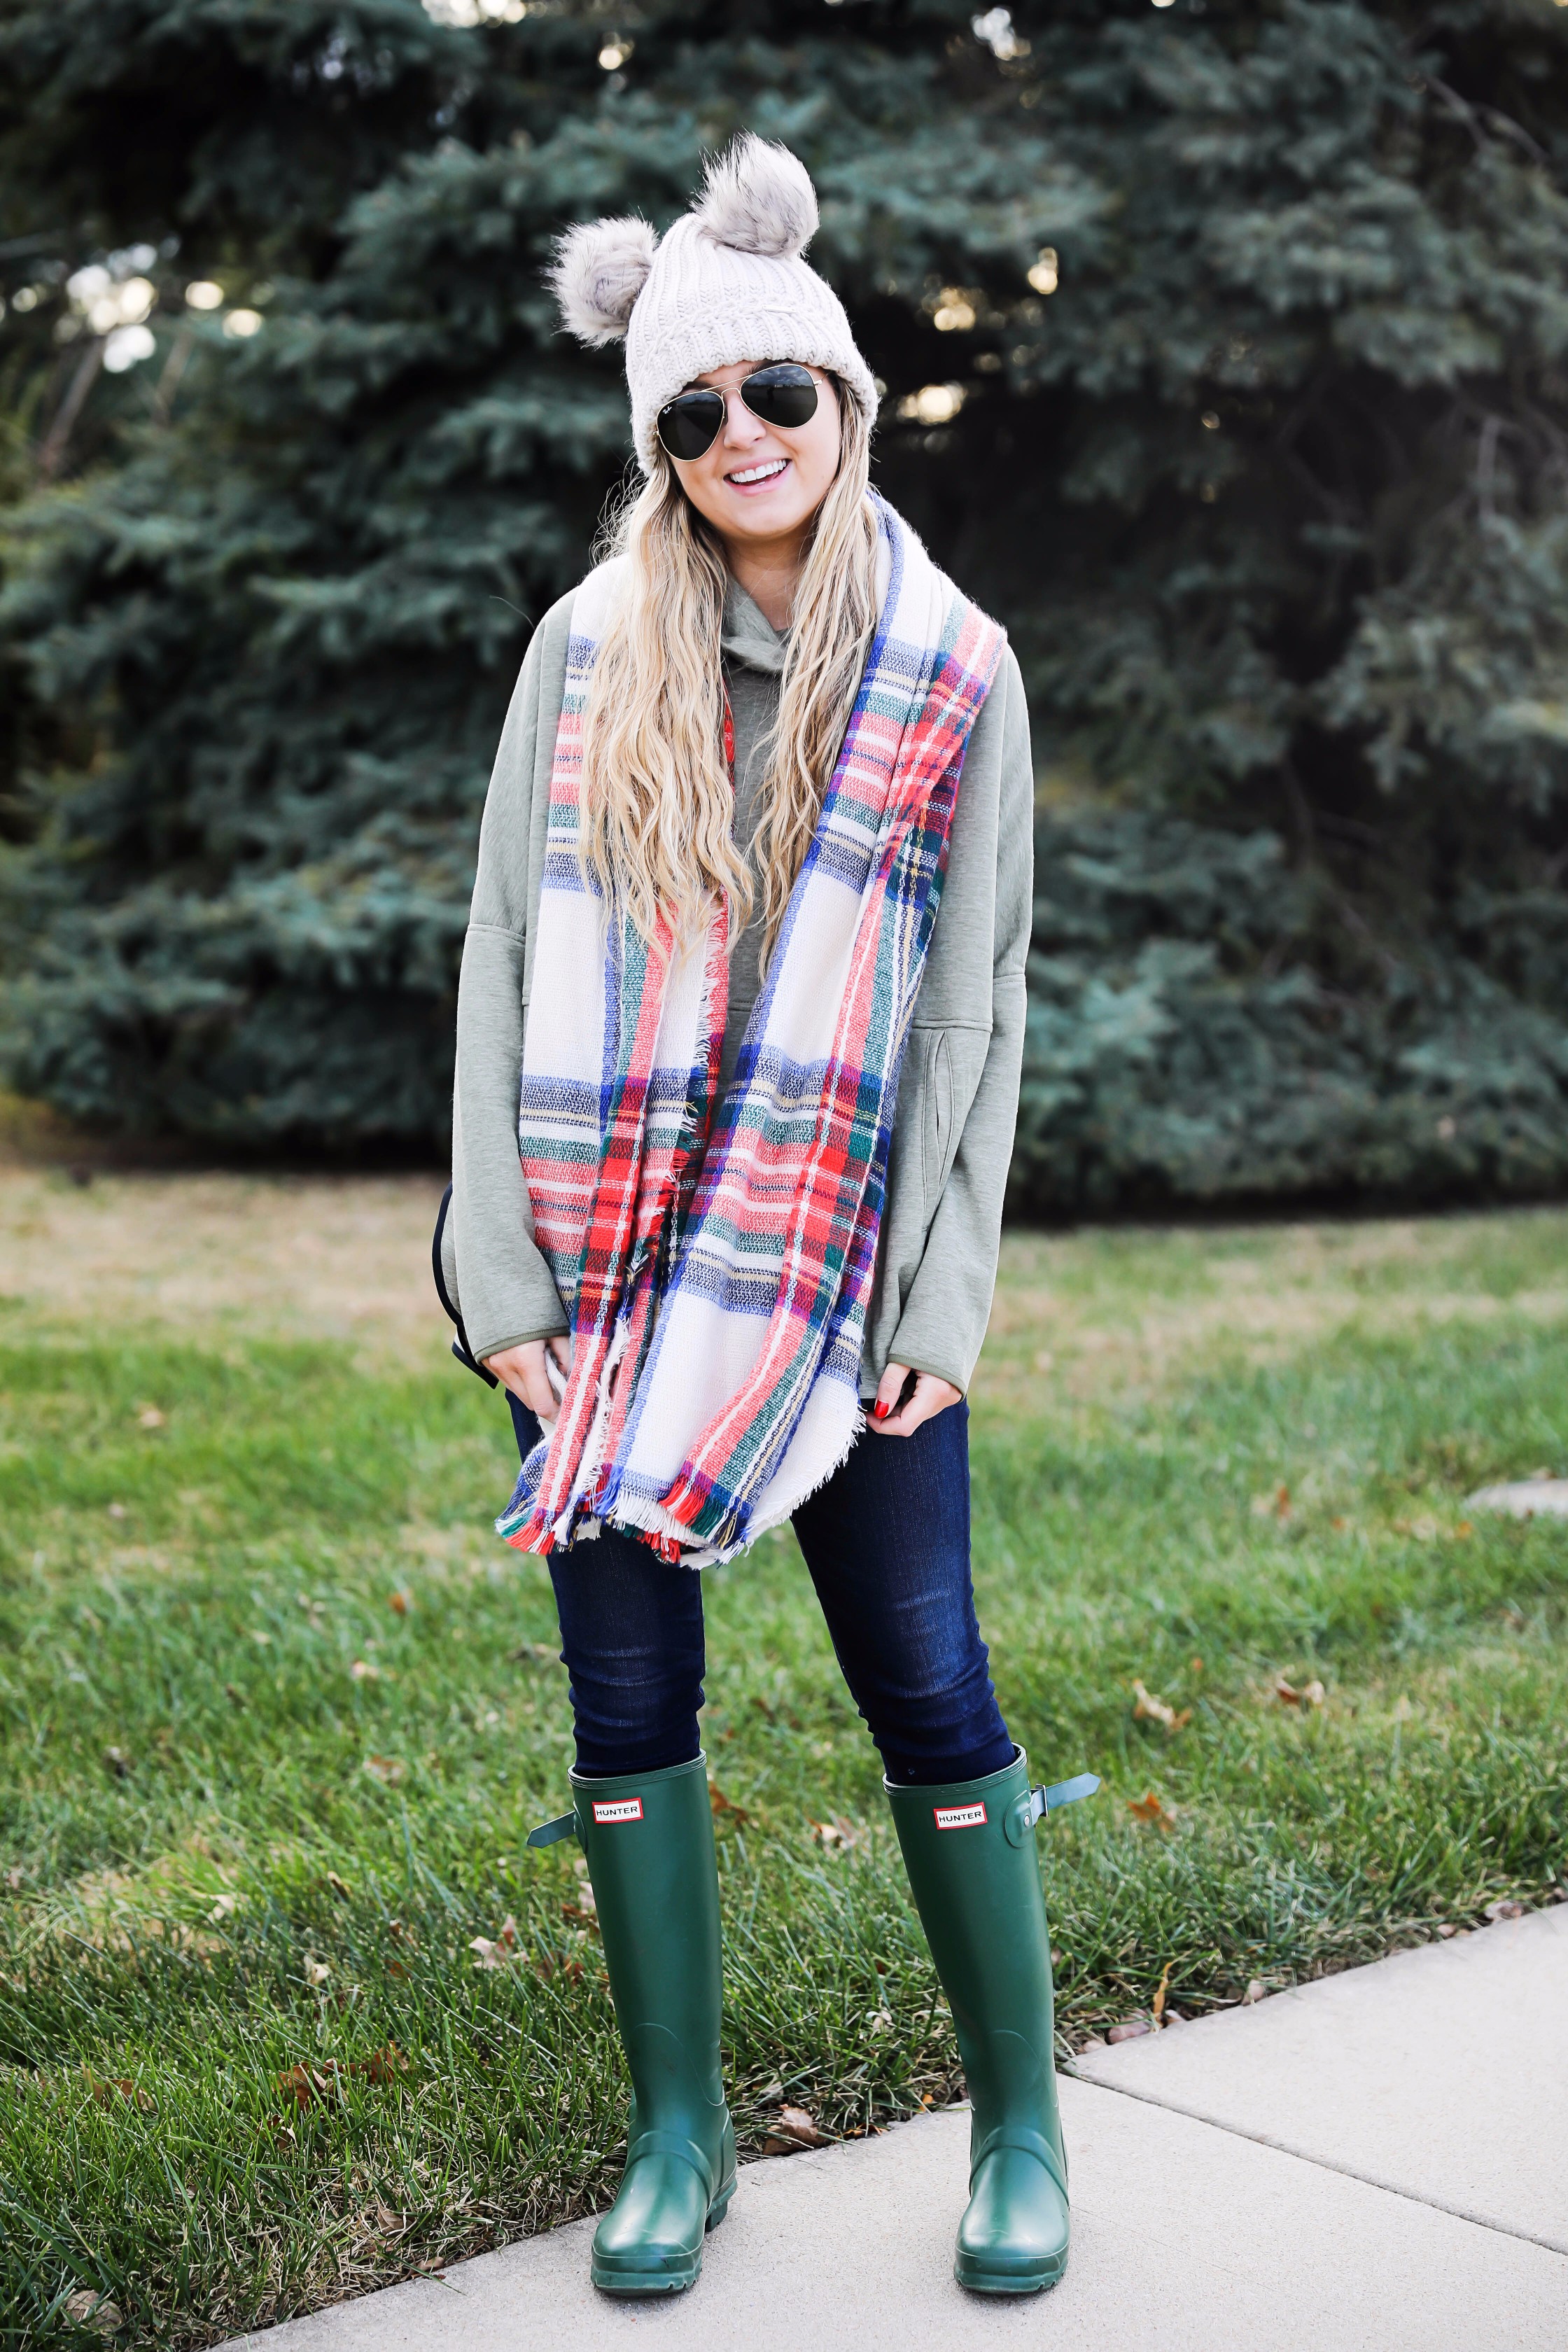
[1068,2073,1568,2260]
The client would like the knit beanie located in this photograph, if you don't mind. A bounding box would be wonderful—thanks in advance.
[550,137,878,474]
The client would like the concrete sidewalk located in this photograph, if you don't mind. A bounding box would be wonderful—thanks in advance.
[227,1905,1568,2352]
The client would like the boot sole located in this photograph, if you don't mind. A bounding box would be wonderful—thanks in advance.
[591,2180,734,2296]
[955,2248,1067,2296]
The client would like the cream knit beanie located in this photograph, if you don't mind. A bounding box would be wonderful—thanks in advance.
[550,137,878,474]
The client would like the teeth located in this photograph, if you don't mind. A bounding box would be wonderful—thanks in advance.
[730,460,788,484]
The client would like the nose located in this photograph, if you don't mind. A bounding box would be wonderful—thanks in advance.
[719,386,766,448]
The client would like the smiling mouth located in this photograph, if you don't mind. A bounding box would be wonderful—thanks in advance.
[727,458,790,486]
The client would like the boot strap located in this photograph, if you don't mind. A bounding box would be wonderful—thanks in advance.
[1004,1772,1100,1845]
[626,2127,720,2200]
[971,2122,1068,2202]
[526,1809,578,1849]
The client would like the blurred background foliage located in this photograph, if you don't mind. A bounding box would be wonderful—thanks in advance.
[1,0,1567,1210]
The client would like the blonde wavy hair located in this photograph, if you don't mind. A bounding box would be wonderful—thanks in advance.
[579,380,878,959]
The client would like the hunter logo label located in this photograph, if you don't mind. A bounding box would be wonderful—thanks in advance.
[933,1801,988,1830]
[592,1798,644,1824]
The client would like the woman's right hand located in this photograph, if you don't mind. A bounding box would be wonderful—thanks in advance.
[482,1335,572,1424]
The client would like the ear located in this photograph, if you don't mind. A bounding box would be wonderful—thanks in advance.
[694,135,818,260]
[549,216,657,346]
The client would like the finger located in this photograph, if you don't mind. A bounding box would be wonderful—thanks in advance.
[869,1362,910,1431]
[875,1379,928,1438]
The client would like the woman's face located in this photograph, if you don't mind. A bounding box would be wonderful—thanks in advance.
[666,360,843,550]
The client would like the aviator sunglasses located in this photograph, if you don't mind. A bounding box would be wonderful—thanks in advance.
[655,362,820,463]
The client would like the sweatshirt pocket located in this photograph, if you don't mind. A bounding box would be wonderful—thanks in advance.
[913,1022,990,1214]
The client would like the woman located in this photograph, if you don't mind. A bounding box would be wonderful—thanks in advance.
[442,138,1077,2300]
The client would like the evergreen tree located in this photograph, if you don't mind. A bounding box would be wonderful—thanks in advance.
[1,0,1567,1206]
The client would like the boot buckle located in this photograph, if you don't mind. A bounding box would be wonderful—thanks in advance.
[526,1809,579,1848]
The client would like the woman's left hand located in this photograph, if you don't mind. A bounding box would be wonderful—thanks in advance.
[868,1361,962,1438]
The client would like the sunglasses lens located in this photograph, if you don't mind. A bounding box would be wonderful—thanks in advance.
[657,391,726,461]
[743,364,820,430]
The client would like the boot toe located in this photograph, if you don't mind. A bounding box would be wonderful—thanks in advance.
[592,2155,709,2295]
[954,2146,1070,2295]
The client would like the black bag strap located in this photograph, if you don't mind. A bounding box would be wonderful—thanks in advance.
[431,1182,498,1387]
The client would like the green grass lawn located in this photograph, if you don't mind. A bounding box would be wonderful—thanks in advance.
[3,1201,1567,2345]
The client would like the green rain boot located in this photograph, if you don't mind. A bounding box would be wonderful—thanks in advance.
[886,1749,1096,2296]
[528,1754,736,2295]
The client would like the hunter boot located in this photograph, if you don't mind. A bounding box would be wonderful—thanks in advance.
[531,1754,735,2295]
[887,1749,1091,2295]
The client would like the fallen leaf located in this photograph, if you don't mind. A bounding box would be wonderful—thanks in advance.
[248,1629,272,1647]
[303,1956,330,1985]
[810,1816,863,1851]
[356,2042,410,2085]
[468,1915,519,1970]
[103,1746,132,1779]
[1131,1679,1192,1732]
[84,2067,155,2112]
[6,1865,23,1891]
[1250,1483,1290,1520]
[1331,1515,1349,1532]
[268,2117,298,2149]
[510,1641,557,1664]
[1483,1898,1525,1924]
[1126,1789,1177,1830]
[708,1784,751,1826]
[363,1756,405,1786]
[763,2104,831,2153]
[388,1591,412,1616]
[62,2289,122,2334]
[1240,1979,1268,2005]
[137,1406,166,1431]
[208,1892,239,1924]
[1106,2017,1152,2044]
[277,2059,344,2108]
[326,1871,351,1900]
[1275,1676,1326,1708]
[386,1959,411,1979]
[1455,1520,1474,1538]
[1151,1959,1173,2025]
[560,1901,598,1932]
[350,1659,381,1682]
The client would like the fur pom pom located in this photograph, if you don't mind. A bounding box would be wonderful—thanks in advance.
[694,135,818,260]
[550,216,657,346]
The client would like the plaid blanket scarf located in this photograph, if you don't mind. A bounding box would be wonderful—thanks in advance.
[498,496,1004,1565]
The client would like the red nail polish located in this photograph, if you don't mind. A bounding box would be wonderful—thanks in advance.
[873,1401,888,1420]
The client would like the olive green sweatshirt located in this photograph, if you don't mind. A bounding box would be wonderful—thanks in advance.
[444,574,1034,1396]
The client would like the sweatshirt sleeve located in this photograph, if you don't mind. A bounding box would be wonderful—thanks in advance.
[449,610,572,1363]
[885,655,1032,1394]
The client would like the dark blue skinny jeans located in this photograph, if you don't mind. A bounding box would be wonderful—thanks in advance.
[507,1394,1014,1788]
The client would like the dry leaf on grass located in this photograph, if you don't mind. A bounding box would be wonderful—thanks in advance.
[388,1590,412,1616]
[62,2289,122,2334]
[1151,1959,1173,2024]
[303,1956,330,1985]
[1392,1514,1440,1541]
[1132,1679,1192,1732]
[84,2067,155,2112]
[531,1954,584,1985]
[102,1746,132,1779]
[763,2105,831,2155]
[363,1756,405,1786]
[1126,1789,1177,1830]
[1106,2018,1152,2044]
[1483,1898,1526,1923]
[349,1659,386,1683]
[326,1871,351,1900]
[276,2043,411,2107]
[1240,1979,1268,2005]
[1275,1676,1326,1708]
[1250,1483,1291,1521]
[208,1892,239,1924]
[468,1916,519,1970]
[810,1816,864,1851]
[510,1641,557,1665]
[708,1783,751,1826]
[5,1865,23,1891]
